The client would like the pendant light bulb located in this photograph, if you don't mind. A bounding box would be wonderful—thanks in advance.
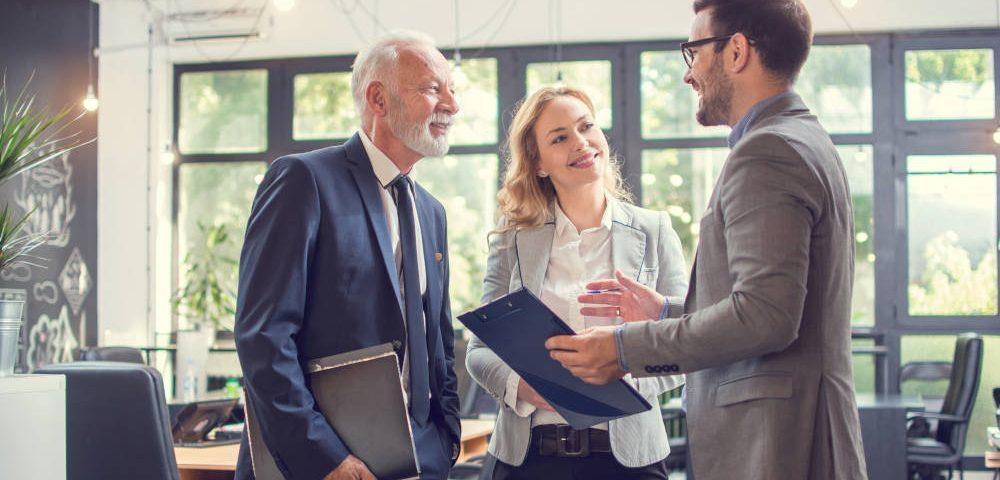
[82,84,99,112]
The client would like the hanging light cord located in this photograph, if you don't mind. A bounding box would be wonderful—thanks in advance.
[454,0,461,66]
[88,0,95,88]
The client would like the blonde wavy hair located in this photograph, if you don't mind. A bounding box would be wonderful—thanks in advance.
[495,86,632,233]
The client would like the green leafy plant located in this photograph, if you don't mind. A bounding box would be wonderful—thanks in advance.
[172,222,238,331]
[0,74,90,273]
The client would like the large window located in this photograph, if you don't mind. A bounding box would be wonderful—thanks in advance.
[640,51,728,139]
[450,58,499,145]
[905,48,995,121]
[641,148,727,267]
[906,155,997,316]
[797,45,873,134]
[293,71,356,140]
[412,154,499,315]
[174,31,1000,464]
[176,162,265,331]
[526,60,614,129]
[178,69,268,154]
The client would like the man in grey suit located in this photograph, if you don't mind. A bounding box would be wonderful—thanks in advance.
[545,1,868,478]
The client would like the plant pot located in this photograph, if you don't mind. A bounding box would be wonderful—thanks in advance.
[0,299,25,377]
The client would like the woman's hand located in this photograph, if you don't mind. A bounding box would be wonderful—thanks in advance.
[577,270,665,322]
[517,379,555,411]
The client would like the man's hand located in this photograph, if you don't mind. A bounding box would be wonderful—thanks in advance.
[517,378,555,411]
[577,270,665,322]
[324,455,375,480]
[545,325,626,385]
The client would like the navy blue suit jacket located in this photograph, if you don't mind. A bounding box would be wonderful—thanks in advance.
[234,133,461,480]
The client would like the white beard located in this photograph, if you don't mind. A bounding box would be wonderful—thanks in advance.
[386,100,452,158]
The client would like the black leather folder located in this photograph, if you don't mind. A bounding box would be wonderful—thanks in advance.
[246,343,419,480]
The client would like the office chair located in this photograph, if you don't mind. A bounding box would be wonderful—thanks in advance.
[36,361,181,480]
[79,346,145,364]
[906,333,983,480]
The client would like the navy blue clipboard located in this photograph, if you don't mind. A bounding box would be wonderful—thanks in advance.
[458,288,652,430]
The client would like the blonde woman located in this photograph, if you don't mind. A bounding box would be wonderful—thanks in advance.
[466,86,687,480]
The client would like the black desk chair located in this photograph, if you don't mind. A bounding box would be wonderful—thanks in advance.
[36,361,180,480]
[906,333,983,480]
[79,346,145,364]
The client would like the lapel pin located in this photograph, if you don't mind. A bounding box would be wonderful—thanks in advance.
[435,252,443,262]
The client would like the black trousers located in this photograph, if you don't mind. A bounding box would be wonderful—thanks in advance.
[489,450,670,480]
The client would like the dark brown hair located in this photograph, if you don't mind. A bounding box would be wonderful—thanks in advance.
[693,0,813,83]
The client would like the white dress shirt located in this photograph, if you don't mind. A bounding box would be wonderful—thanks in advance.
[504,197,617,430]
[358,129,427,405]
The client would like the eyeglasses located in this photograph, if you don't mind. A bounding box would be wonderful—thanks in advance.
[680,34,757,68]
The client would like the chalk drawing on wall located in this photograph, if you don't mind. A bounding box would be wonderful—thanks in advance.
[78,311,86,350]
[13,151,76,247]
[59,247,90,316]
[32,280,58,304]
[26,305,77,371]
[1,263,32,283]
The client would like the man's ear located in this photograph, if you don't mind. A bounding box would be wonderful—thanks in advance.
[729,33,752,73]
[366,81,388,116]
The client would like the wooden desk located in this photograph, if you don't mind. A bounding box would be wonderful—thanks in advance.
[176,419,494,480]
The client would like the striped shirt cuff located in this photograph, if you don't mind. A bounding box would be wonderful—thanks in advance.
[614,324,629,372]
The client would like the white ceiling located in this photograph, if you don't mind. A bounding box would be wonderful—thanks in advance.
[112,0,1000,63]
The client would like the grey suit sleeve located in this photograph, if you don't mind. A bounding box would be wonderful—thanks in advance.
[636,212,689,394]
[658,210,688,320]
[622,136,821,376]
[466,224,518,402]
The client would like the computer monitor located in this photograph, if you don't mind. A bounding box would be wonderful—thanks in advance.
[171,398,238,444]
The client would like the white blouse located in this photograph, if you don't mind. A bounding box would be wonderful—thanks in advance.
[504,197,618,430]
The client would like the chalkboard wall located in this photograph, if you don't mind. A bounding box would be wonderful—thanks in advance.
[0,0,99,371]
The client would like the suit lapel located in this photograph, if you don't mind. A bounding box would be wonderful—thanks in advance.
[610,201,646,282]
[343,134,404,316]
[513,222,554,294]
[414,185,441,335]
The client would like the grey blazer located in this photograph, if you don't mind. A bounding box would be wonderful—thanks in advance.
[620,93,868,479]
[466,199,687,468]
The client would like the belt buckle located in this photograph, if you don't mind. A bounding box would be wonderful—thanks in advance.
[556,425,589,457]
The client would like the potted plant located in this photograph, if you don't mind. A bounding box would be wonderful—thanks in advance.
[172,221,238,347]
[171,221,238,400]
[0,76,90,376]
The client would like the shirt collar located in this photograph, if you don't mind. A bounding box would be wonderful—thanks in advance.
[727,90,796,148]
[358,129,401,189]
[553,194,614,239]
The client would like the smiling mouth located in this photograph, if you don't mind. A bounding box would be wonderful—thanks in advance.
[429,122,452,135]
[569,152,598,169]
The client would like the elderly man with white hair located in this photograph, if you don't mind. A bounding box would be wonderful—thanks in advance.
[235,30,462,480]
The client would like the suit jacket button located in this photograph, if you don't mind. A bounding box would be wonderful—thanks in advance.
[392,340,403,351]
[644,366,654,373]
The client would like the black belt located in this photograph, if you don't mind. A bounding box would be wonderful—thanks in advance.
[530,425,612,457]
